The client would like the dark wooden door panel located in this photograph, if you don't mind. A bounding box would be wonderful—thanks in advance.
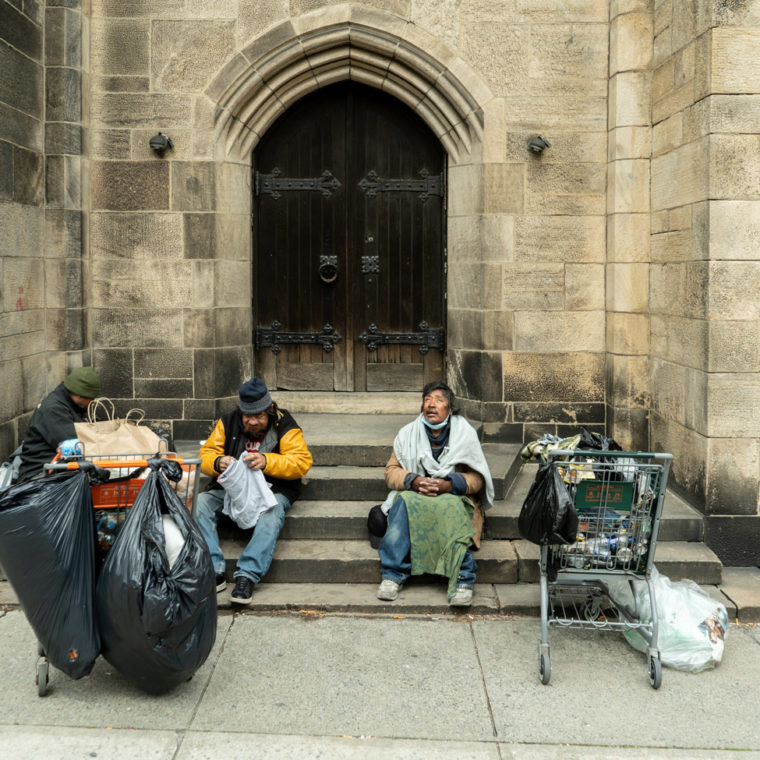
[253,82,445,392]
[253,88,348,390]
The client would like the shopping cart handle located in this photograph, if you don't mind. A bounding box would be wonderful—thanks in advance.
[46,457,191,471]
[546,450,673,461]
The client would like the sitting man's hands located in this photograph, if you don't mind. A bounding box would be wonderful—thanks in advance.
[218,452,267,472]
[243,452,267,470]
[411,476,452,497]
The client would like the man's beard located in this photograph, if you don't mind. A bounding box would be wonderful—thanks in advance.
[244,425,267,440]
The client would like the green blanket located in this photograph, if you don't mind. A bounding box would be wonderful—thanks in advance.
[400,492,475,598]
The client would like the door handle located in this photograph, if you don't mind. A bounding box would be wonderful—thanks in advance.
[319,255,338,284]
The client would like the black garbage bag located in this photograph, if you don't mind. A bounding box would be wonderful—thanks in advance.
[518,461,578,546]
[96,459,217,694]
[0,471,100,679]
[578,428,622,452]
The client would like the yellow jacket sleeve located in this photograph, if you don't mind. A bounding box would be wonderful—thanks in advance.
[199,419,226,477]
[263,427,313,480]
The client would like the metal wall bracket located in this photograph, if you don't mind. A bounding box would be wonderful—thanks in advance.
[358,321,444,355]
[255,168,342,199]
[255,321,343,354]
[358,169,442,202]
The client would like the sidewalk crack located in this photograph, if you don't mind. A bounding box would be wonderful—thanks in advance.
[469,620,498,739]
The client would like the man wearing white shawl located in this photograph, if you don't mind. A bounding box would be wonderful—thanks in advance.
[376,382,494,607]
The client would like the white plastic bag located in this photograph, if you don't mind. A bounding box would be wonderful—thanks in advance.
[162,514,185,569]
[624,567,728,672]
[218,454,277,529]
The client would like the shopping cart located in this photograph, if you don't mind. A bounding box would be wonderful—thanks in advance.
[34,449,201,696]
[537,449,672,689]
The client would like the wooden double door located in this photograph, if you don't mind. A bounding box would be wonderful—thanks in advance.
[252,82,446,392]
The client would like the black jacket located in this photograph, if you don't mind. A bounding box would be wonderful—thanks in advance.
[18,384,88,481]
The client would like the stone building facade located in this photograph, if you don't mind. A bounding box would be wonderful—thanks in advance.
[0,0,758,564]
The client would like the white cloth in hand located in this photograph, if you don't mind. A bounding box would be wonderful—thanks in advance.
[218,453,278,529]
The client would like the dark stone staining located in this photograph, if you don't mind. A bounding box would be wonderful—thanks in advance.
[93,348,134,398]
[184,213,216,259]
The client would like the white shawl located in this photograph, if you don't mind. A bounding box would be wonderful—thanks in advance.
[218,453,278,529]
[381,414,494,514]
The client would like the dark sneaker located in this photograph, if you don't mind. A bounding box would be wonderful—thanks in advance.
[231,576,255,605]
[215,573,227,593]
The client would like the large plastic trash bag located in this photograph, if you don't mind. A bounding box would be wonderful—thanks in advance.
[96,458,217,694]
[518,460,578,545]
[622,567,728,672]
[0,471,100,679]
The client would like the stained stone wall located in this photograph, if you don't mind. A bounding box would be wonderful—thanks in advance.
[648,0,760,564]
[445,0,610,442]
[0,0,89,458]
[1,1,759,563]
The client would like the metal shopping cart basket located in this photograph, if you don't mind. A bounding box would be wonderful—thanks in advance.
[537,449,672,689]
[34,448,201,696]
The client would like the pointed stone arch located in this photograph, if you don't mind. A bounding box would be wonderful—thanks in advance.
[205,7,489,164]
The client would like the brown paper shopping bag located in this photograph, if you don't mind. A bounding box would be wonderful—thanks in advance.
[74,398,165,457]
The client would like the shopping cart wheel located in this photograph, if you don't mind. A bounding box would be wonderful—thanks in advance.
[648,654,662,690]
[539,650,551,685]
[36,659,49,697]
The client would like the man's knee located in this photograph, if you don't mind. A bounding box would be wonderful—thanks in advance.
[196,490,222,519]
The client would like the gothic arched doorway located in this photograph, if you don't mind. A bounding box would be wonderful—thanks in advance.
[252,81,446,392]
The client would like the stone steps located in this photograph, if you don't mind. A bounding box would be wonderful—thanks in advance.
[175,407,725,613]
[220,537,722,587]
[262,487,704,543]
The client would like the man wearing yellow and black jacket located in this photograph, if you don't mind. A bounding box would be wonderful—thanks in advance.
[197,377,312,605]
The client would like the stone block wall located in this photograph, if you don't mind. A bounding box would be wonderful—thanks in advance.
[1,0,758,565]
[445,0,610,442]
[88,1,252,440]
[649,0,760,564]
[0,0,48,457]
[82,0,614,444]
[605,1,652,452]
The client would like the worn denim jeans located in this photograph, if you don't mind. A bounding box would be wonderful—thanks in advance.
[195,487,291,583]
[378,494,476,588]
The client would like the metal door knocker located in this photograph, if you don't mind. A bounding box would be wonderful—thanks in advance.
[319,255,338,284]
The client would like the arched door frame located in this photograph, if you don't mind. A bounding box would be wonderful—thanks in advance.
[202,5,493,400]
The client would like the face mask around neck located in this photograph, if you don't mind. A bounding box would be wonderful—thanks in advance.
[422,414,450,431]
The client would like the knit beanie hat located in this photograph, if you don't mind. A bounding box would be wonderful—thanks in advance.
[238,377,272,414]
[64,367,101,399]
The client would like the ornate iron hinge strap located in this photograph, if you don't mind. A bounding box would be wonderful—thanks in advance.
[255,168,342,199]
[358,169,442,202]
[358,321,444,355]
[255,321,342,354]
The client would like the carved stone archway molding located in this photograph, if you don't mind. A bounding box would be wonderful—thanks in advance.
[205,5,489,164]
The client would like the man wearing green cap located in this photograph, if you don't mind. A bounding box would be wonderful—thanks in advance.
[17,367,101,481]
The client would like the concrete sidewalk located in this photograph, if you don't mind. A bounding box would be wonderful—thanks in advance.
[1,607,759,759]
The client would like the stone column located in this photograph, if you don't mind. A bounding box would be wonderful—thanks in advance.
[606,1,654,450]
[650,1,760,564]
[0,1,45,458]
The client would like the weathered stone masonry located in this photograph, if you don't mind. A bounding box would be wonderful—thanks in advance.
[0,1,758,564]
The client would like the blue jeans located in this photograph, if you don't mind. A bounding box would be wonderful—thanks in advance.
[195,487,291,583]
[378,495,476,588]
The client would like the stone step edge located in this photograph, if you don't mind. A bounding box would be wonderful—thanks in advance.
[211,581,746,619]
[1,579,752,620]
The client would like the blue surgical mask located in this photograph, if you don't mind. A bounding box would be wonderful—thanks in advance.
[421,413,449,430]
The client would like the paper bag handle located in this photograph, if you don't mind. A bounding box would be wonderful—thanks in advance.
[87,397,115,423]
[124,408,147,425]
